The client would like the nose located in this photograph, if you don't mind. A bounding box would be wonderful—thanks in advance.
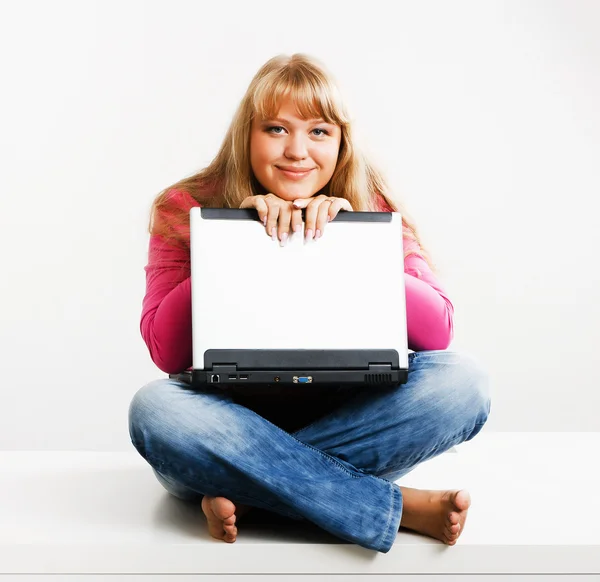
[284,132,308,160]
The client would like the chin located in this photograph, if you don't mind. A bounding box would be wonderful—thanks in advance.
[274,189,315,201]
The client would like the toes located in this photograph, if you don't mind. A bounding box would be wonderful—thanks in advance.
[213,500,234,520]
[444,520,461,543]
[444,522,460,538]
[453,490,471,511]
[444,532,456,544]
[223,523,237,543]
[448,512,459,525]
[211,497,236,521]
[224,523,237,536]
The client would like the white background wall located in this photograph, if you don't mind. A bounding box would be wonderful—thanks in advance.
[0,0,598,450]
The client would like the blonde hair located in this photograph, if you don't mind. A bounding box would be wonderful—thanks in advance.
[148,53,436,273]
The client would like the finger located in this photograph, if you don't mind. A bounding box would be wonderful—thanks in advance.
[264,196,281,240]
[339,198,353,212]
[277,203,292,245]
[327,198,349,220]
[255,197,270,227]
[314,199,334,239]
[292,198,310,233]
[291,206,303,236]
[327,197,353,224]
[303,197,323,240]
[240,195,268,225]
[292,198,311,209]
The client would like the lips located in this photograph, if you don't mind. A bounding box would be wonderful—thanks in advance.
[277,167,314,180]
[277,167,314,173]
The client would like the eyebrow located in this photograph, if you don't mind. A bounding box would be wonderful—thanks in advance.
[261,117,334,125]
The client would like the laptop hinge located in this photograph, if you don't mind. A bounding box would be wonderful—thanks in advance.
[368,364,392,372]
[212,364,237,373]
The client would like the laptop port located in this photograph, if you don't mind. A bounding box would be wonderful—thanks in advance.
[210,374,220,383]
[239,374,248,380]
[228,375,237,380]
[293,376,313,384]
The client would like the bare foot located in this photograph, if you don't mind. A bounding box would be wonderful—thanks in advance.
[399,487,471,545]
[201,496,252,543]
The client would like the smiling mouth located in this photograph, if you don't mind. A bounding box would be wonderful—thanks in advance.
[278,167,313,172]
[277,167,315,179]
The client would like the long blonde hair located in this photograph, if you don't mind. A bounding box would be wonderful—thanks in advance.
[148,53,436,273]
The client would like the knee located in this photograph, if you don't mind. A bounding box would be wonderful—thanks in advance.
[128,379,164,426]
[127,377,241,453]
[415,350,491,431]
[453,351,491,427]
[128,378,171,451]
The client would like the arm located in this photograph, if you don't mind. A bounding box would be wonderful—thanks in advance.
[374,194,454,350]
[403,241,454,351]
[140,189,200,373]
[140,235,193,373]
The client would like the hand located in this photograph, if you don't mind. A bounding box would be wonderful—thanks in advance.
[292,195,353,240]
[239,193,301,245]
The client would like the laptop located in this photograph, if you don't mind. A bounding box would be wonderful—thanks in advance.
[171,206,409,393]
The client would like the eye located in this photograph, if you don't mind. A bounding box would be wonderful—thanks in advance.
[266,126,285,134]
[265,125,330,136]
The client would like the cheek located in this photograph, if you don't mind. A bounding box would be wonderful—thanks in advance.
[251,136,276,167]
[250,137,267,175]
[321,146,340,174]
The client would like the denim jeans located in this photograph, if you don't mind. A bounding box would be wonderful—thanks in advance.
[128,350,491,553]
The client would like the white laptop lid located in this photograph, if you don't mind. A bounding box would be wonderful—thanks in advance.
[189,207,408,370]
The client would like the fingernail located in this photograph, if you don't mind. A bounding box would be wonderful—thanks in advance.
[271,227,277,241]
[315,229,321,239]
[263,216,267,226]
[327,216,331,222]
[305,229,313,241]
[294,224,301,233]
[280,232,288,247]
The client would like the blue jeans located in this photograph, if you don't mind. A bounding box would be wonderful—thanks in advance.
[128,350,491,553]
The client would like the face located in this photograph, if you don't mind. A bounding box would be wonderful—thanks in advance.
[249,96,342,201]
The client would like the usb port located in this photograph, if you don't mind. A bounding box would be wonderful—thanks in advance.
[228,375,237,380]
[239,374,248,380]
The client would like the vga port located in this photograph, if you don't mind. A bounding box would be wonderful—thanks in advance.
[293,376,313,384]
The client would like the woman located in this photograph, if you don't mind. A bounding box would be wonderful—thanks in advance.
[128,53,491,554]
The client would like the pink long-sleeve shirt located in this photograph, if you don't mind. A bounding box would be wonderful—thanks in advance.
[140,190,454,375]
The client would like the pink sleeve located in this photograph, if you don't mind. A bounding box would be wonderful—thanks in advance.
[140,190,198,374]
[374,194,454,350]
[403,236,455,351]
[140,235,193,373]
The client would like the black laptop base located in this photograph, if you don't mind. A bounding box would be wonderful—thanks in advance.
[196,367,407,388]
[169,349,408,390]
[169,368,407,392]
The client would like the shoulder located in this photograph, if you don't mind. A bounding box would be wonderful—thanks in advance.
[164,188,203,210]
[371,193,418,246]
[372,192,393,212]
